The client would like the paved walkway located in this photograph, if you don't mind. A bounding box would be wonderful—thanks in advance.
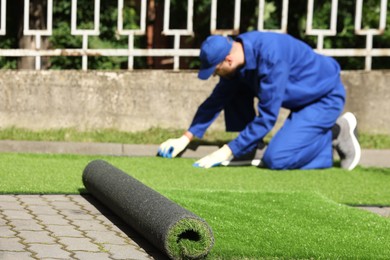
[0,140,389,259]
[0,194,167,260]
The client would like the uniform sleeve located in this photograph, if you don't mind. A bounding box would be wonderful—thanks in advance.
[188,79,239,138]
[228,60,289,157]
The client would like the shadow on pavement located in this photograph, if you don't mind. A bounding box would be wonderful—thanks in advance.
[81,194,169,260]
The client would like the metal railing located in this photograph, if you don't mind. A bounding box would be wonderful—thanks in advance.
[0,0,389,70]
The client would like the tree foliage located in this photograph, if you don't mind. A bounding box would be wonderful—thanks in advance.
[49,0,144,69]
[1,0,390,70]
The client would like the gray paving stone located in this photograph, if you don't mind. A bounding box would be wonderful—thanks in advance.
[43,195,71,202]
[94,213,123,225]
[84,230,130,245]
[0,196,166,260]
[18,230,56,244]
[71,219,110,232]
[1,195,166,259]
[0,237,25,251]
[0,217,8,226]
[28,243,71,259]
[45,224,84,238]
[17,195,48,205]
[0,201,25,210]
[0,226,16,237]
[358,206,390,217]
[67,195,89,203]
[60,208,94,220]
[107,244,152,260]
[0,196,18,202]
[1,210,32,220]
[72,251,112,260]
[38,214,70,225]
[49,201,83,210]
[26,205,58,215]
[58,237,101,252]
[10,219,43,231]
[76,196,114,212]
[0,251,33,260]
[108,224,143,239]
[381,207,390,217]
[79,205,107,215]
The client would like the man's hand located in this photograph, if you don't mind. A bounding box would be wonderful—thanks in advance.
[193,145,233,168]
[157,135,190,158]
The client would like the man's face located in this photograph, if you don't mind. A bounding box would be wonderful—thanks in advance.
[213,59,237,80]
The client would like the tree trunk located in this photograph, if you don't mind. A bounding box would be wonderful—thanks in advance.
[146,0,156,68]
[17,0,50,69]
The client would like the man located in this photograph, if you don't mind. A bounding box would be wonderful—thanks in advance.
[157,31,361,170]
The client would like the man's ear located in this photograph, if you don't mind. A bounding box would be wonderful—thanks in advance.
[225,54,234,66]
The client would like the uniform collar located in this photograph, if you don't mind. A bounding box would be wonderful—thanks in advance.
[237,36,257,71]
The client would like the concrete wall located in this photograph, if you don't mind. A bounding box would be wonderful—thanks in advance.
[342,71,390,134]
[0,70,388,134]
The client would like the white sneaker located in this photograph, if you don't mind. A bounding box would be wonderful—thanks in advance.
[334,112,361,170]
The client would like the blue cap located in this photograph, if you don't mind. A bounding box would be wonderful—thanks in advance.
[198,35,233,80]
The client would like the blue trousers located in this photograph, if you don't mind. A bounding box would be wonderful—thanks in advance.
[224,83,345,169]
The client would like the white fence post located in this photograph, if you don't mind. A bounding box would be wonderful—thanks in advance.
[71,0,101,70]
[118,0,147,70]
[306,0,338,50]
[258,0,289,32]
[211,0,241,36]
[23,0,53,70]
[0,1,390,71]
[0,0,6,35]
[162,0,194,70]
[355,0,388,70]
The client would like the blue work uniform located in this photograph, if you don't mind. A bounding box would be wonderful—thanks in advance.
[188,31,345,169]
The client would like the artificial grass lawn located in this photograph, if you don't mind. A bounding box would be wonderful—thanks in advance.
[1,153,390,258]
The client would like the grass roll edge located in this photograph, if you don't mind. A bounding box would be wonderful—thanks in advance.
[165,217,214,259]
[82,159,215,259]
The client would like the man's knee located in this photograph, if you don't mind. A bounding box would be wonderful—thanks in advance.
[262,145,333,170]
[262,150,295,170]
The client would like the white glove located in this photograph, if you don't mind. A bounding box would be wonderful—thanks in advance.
[193,145,233,168]
[158,135,190,158]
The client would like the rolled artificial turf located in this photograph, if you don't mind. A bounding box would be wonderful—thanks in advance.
[82,159,214,259]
